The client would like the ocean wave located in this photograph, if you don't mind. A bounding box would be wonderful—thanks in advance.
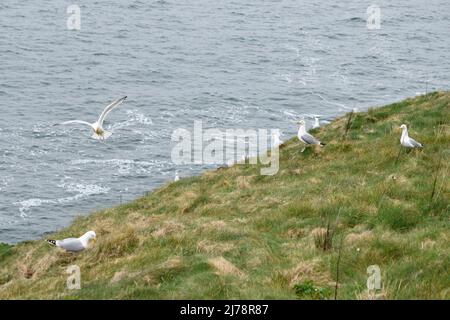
[14,183,110,218]
[70,158,169,175]
[14,198,55,218]
[0,176,13,192]
[110,109,153,130]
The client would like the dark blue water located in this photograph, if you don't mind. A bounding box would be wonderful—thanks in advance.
[1,0,449,243]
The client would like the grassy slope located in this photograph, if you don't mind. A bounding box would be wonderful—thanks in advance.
[0,92,448,300]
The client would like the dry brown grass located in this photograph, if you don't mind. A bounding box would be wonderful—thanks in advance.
[94,228,139,261]
[284,259,332,287]
[208,257,246,278]
[311,227,332,251]
[152,221,185,238]
[345,231,374,246]
[197,240,235,254]
[110,270,140,284]
[237,175,251,189]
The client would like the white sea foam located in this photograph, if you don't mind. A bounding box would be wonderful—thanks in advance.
[15,183,110,218]
[0,176,13,192]
[15,198,55,218]
[110,109,153,130]
[70,158,168,175]
[58,182,110,199]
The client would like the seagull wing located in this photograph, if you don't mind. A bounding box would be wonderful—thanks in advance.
[301,133,320,145]
[97,96,127,126]
[61,120,94,128]
[409,137,423,148]
[58,238,85,252]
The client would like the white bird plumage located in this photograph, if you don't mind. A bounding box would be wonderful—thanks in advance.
[61,96,127,140]
[296,120,325,152]
[272,131,284,148]
[46,230,96,253]
[313,116,320,129]
[399,124,423,148]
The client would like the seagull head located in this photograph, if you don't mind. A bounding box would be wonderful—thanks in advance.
[272,130,282,138]
[399,124,407,130]
[297,120,306,126]
[84,230,97,242]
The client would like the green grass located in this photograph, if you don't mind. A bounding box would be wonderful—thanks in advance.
[0,92,449,299]
[294,280,332,300]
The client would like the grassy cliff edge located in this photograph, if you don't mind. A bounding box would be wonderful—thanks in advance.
[0,92,448,299]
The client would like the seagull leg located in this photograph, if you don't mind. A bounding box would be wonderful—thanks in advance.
[394,147,403,164]
[300,143,308,153]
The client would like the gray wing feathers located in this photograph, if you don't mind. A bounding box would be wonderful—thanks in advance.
[98,96,127,125]
[409,137,423,148]
[58,238,85,252]
[301,133,320,145]
[61,120,93,127]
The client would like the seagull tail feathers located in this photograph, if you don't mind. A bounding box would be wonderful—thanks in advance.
[103,131,113,139]
[91,131,112,140]
[320,142,326,146]
[46,239,57,246]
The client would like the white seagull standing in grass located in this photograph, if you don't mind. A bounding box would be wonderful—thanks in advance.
[400,124,423,149]
[297,120,325,152]
[46,231,96,253]
[272,130,284,148]
[61,96,127,140]
[313,116,320,129]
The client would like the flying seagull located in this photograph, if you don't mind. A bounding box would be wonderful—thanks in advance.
[46,231,96,253]
[297,119,325,152]
[400,124,423,148]
[61,96,127,140]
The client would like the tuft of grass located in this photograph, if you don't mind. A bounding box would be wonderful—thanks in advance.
[93,228,139,261]
[376,206,422,232]
[0,243,13,259]
[294,280,332,300]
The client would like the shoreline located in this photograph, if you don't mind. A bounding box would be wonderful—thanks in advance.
[0,91,442,246]
[0,91,448,299]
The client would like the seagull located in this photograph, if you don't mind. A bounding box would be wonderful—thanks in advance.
[227,158,236,167]
[272,131,284,148]
[313,116,320,129]
[400,124,423,148]
[297,120,325,152]
[46,231,96,253]
[174,171,180,181]
[61,96,127,140]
